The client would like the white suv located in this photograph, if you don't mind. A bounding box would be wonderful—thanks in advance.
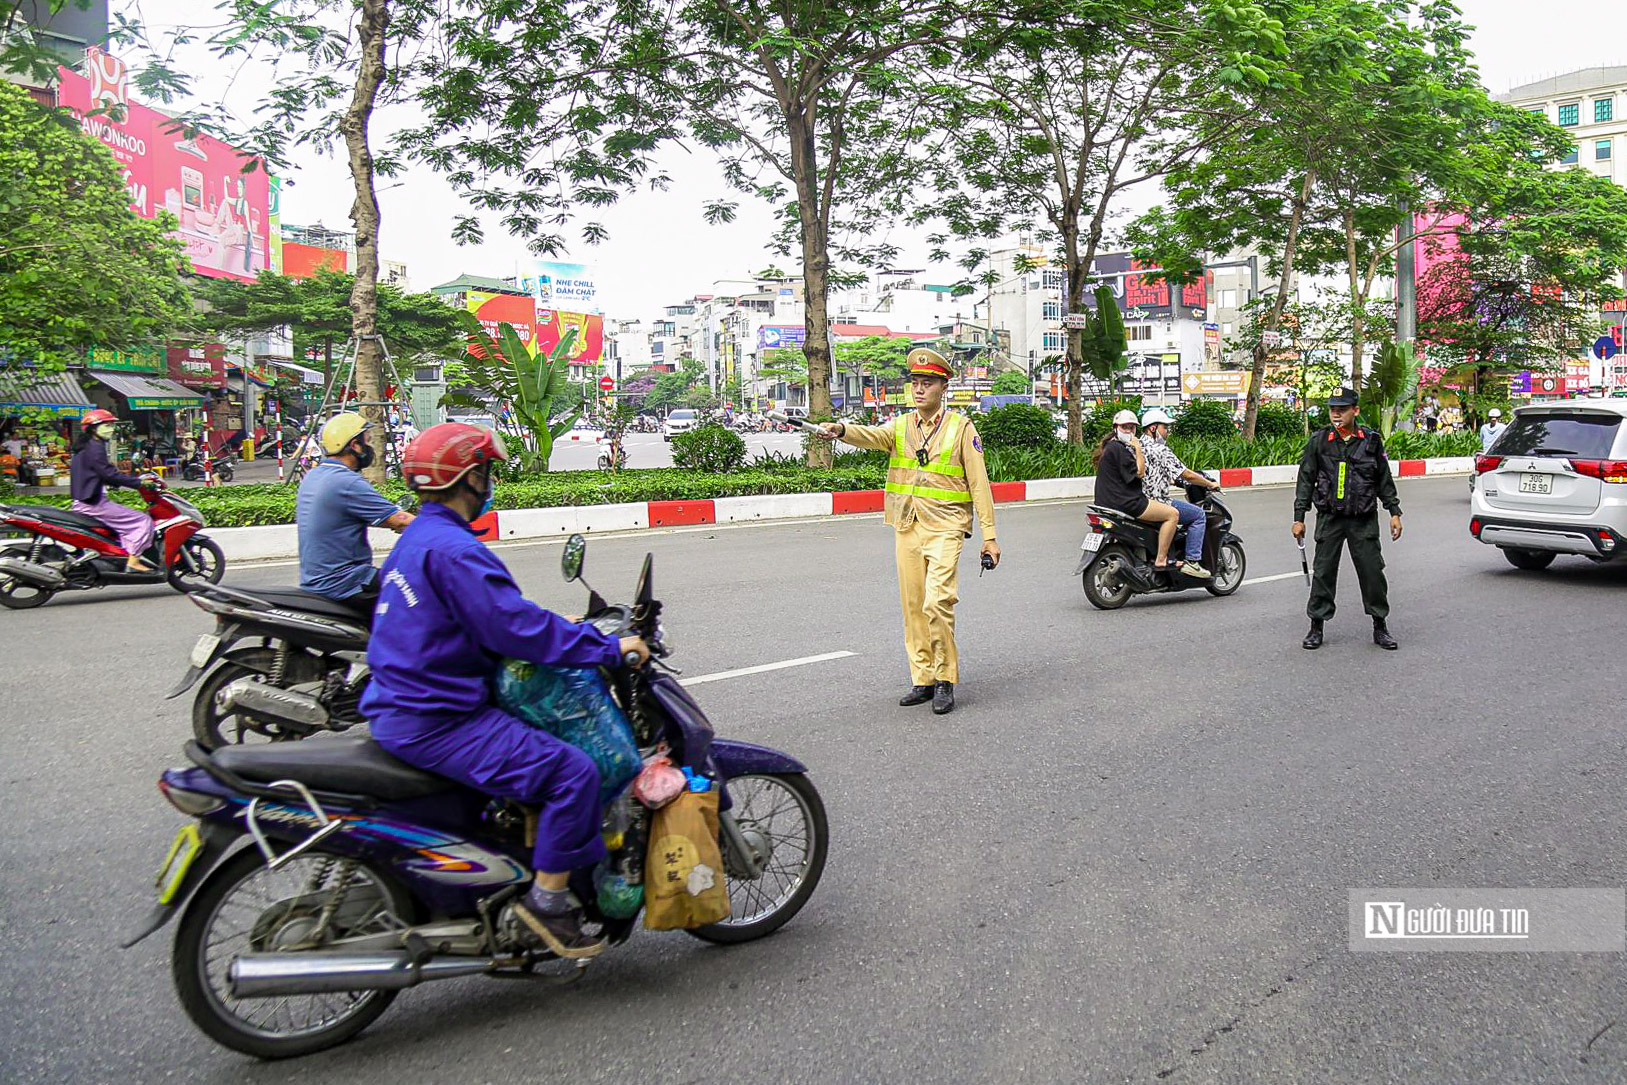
[662,408,699,442]
[1469,399,1627,569]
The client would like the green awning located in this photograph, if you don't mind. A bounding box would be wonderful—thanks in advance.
[87,370,206,411]
[0,370,93,416]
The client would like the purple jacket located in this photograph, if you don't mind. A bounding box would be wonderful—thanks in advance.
[69,438,140,504]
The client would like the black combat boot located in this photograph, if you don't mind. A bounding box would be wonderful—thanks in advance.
[1373,619,1398,650]
[1302,620,1324,650]
[899,684,934,706]
[932,682,955,714]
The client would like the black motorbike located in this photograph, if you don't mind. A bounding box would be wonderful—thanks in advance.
[1075,481,1247,609]
[169,582,372,748]
[180,448,236,483]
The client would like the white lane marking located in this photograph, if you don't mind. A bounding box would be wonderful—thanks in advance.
[1243,571,1304,586]
[679,651,857,687]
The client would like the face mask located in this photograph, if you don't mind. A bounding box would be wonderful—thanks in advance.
[95,424,116,439]
[352,441,375,469]
[1115,428,1134,444]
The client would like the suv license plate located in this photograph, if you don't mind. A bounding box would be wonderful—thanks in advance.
[1081,533,1104,552]
[1519,473,1553,495]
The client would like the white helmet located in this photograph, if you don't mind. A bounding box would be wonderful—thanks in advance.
[1141,408,1175,427]
[1488,408,1503,419]
[1111,409,1139,426]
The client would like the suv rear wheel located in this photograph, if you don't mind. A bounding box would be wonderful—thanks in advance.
[1501,547,1556,571]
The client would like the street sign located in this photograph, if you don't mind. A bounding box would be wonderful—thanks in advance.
[598,376,615,392]
[1595,336,1619,361]
[1061,313,1091,330]
[1261,330,1282,349]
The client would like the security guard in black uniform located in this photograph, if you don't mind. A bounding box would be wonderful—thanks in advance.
[1292,387,1403,651]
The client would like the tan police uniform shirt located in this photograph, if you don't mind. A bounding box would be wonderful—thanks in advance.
[841,411,999,540]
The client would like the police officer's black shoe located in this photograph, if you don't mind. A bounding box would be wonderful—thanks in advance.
[932,682,955,714]
[1302,620,1324,650]
[899,684,934,707]
[1373,620,1398,651]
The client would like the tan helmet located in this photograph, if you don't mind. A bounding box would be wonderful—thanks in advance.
[320,413,371,455]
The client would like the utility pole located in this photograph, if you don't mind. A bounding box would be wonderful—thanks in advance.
[1397,201,1417,346]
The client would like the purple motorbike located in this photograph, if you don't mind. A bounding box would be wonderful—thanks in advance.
[127,535,828,1059]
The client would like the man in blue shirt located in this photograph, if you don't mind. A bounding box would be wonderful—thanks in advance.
[360,422,649,959]
[296,413,414,604]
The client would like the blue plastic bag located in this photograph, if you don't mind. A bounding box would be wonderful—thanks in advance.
[495,661,640,806]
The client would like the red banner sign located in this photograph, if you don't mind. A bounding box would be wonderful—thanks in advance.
[167,343,227,389]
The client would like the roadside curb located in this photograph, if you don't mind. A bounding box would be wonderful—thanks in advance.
[206,455,1478,563]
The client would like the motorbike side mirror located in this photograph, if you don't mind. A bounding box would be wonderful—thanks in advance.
[561,533,587,583]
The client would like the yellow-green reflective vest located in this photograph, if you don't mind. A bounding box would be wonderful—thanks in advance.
[885,412,971,503]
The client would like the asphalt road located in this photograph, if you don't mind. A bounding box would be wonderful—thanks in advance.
[4,477,1627,1084]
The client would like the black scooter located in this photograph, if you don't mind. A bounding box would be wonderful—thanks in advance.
[1075,481,1247,609]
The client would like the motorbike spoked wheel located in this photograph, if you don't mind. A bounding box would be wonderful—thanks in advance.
[1204,538,1247,597]
[1082,545,1135,610]
[688,772,828,945]
[168,537,226,591]
[173,847,409,1059]
[193,647,326,749]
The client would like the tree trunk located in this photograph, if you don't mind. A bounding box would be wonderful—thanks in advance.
[788,107,832,467]
[1345,209,1364,396]
[1064,223,1084,445]
[1243,168,1315,440]
[342,0,390,485]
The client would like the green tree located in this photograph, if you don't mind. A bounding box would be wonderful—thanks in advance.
[920,0,1286,445]
[645,369,698,413]
[1414,166,1627,424]
[195,269,464,383]
[1130,0,1528,438]
[756,347,809,400]
[444,317,582,472]
[0,84,189,370]
[990,369,1031,396]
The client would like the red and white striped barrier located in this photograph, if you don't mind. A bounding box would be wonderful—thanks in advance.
[210,456,1478,562]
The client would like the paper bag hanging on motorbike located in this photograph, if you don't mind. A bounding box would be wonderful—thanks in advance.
[643,789,731,930]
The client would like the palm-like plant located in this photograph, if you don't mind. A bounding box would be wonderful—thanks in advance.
[1080,285,1129,391]
[1359,339,1419,437]
[444,315,582,473]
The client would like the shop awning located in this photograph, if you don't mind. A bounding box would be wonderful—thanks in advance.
[88,370,206,410]
[268,359,325,385]
[0,370,93,415]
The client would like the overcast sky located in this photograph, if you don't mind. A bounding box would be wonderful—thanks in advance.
[123,0,1627,322]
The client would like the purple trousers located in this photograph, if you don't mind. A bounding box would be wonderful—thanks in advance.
[374,706,605,873]
[70,496,154,557]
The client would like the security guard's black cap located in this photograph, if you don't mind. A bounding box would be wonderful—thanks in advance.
[1327,386,1359,407]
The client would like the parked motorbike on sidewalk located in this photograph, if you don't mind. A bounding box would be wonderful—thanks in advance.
[1076,481,1247,609]
[0,482,225,608]
[170,582,373,749]
[181,448,236,483]
[130,535,829,1059]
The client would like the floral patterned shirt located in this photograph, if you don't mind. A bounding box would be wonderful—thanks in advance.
[1142,436,1187,502]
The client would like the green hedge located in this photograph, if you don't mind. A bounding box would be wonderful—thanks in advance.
[2,432,1480,527]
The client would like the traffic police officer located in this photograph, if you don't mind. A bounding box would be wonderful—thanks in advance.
[1293,387,1403,651]
[817,348,1000,714]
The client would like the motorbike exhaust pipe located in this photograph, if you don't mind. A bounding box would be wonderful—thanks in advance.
[219,677,331,729]
[230,951,498,998]
[0,556,66,588]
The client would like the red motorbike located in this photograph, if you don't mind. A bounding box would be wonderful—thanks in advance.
[0,481,225,609]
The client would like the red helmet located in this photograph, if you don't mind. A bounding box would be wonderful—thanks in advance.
[401,423,508,492]
[80,409,117,428]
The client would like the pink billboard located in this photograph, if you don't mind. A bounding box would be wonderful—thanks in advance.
[56,52,272,283]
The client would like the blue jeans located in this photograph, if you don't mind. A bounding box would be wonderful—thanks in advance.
[1171,499,1206,561]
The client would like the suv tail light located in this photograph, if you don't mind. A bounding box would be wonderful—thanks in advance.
[1474,454,1502,474]
[1568,459,1627,483]
[1470,517,1483,538]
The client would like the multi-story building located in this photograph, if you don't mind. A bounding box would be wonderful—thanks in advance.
[1499,67,1627,186]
